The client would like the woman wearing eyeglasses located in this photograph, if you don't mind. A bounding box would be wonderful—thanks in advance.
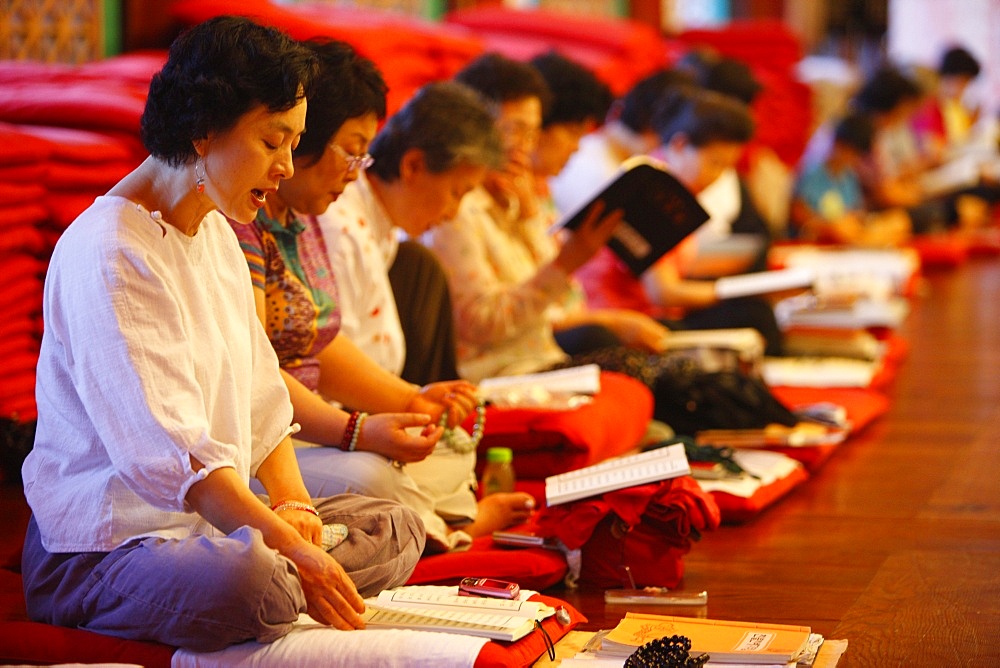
[228,40,531,553]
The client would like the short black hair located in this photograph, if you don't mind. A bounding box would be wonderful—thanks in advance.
[617,68,695,133]
[852,67,922,114]
[939,46,981,78]
[652,85,754,147]
[369,81,503,182]
[141,16,317,167]
[454,52,552,114]
[529,51,613,128]
[293,38,387,166]
[680,50,763,105]
[833,112,875,154]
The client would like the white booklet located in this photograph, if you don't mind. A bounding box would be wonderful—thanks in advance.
[545,442,690,506]
[362,586,551,642]
[714,267,814,300]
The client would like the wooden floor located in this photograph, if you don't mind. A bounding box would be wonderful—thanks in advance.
[2,258,998,666]
[553,257,1000,666]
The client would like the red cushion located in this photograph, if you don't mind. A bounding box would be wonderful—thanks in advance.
[772,386,891,436]
[0,225,48,256]
[4,182,47,207]
[0,619,176,667]
[446,6,667,96]
[0,122,53,165]
[909,233,970,268]
[467,371,653,480]
[473,594,585,668]
[710,464,809,524]
[47,191,101,230]
[0,163,47,184]
[407,535,567,591]
[0,203,48,229]
[0,82,146,133]
[15,125,142,164]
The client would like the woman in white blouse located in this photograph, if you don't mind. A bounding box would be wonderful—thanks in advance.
[20,17,424,652]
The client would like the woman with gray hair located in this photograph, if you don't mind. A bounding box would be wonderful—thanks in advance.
[316,81,538,549]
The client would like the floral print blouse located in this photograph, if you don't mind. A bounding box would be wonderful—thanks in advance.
[230,210,341,392]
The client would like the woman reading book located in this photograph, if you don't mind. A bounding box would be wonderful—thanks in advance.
[574,85,786,355]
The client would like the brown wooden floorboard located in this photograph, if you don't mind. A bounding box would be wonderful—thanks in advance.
[548,258,1000,667]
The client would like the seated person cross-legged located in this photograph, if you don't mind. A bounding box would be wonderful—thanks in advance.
[230,44,534,553]
[21,18,424,653]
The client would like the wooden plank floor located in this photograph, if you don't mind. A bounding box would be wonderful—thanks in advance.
[553,257,1000,666]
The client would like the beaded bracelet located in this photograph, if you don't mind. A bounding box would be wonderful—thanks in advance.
[340,411,362,451]
[349,412,368,452]
[271,500,320,517]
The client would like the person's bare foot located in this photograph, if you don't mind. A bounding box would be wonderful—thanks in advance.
[464,492,536,538]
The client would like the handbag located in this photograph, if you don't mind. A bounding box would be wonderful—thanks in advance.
[652,366,799,437]
[532,475,720,589]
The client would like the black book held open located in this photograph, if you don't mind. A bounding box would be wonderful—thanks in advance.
[555,156,710,277]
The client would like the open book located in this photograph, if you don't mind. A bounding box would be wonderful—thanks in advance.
[600,612,812,664]
[545,442,690,506]
[361,586,552,642]
[554,156,710,276]
[714,267,814,300]
[477,364,601,410]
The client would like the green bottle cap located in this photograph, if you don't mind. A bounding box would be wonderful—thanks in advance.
[486,447,513,463]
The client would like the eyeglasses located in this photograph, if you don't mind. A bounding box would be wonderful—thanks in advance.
[330,143,374,172]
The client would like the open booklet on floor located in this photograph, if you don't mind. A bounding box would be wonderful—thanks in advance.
[361,585,553,642]
[597,612,814,665]
[545,442,690,506]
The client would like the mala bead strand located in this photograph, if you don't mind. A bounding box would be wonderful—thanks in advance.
[438,399,486,453]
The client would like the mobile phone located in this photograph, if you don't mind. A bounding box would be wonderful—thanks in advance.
[492,530,555,549]
[458,577,520,600]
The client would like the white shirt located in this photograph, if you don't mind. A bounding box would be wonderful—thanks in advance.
[422,187,571,382]
[694,167,742,243]
[318,174,406,376]
[23,197,293,552]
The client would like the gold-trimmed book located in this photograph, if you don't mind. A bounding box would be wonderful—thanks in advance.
[601,612,812,664]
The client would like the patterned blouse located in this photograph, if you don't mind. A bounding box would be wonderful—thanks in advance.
[230,211,341,392]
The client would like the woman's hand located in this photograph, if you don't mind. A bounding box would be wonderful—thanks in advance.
[355,412,443,463]
[597,309,672,353]
[406,380,479,429]
[274,505,324,548]
[284,540,367,630]
[556,200,623,274]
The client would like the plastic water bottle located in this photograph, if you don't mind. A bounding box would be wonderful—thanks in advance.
[481,447,516,496]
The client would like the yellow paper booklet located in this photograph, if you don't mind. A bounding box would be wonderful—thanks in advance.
[361,586,551,642]
[602,612,811,664]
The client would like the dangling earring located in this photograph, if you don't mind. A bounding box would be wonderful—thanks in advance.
[195,156,206,194]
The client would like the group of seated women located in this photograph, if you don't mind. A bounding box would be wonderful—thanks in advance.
[25,13,996,656]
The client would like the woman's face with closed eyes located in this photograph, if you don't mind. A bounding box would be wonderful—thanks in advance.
[393,154,488,236]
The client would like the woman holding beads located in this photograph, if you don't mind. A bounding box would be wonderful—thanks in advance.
[20,17,425,652]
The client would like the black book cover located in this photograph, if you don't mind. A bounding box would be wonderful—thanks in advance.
[557,156,710,276]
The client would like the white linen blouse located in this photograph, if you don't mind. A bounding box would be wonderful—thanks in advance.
[23,197,293,552]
